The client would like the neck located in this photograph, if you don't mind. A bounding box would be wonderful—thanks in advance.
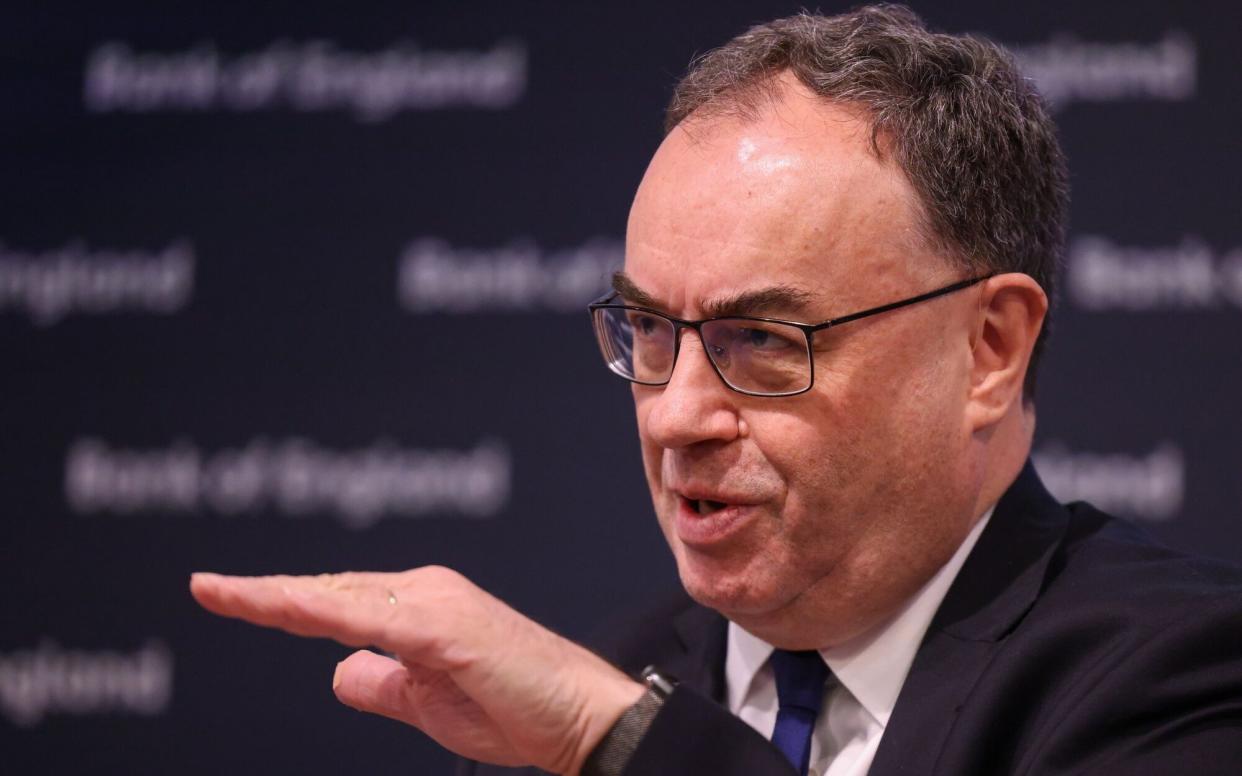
[973,402,1035,521]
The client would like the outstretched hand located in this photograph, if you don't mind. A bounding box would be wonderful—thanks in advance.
[189,566,644,775]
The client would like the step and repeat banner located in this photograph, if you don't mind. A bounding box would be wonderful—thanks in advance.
[3,1,1239,773]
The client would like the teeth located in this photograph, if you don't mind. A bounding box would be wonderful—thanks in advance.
[694,499,727,515]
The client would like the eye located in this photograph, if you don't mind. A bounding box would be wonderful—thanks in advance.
[629,313,660,336]
[738,326,797,351]
[744,328,771,348]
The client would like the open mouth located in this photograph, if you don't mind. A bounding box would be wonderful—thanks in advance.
[688,498,729,516]
[674,494,754,545]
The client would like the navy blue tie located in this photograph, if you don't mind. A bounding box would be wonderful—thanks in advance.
[769,649,830,775]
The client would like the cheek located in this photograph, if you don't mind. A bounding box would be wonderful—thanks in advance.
[632,390,673,508]
[763,349,933,537]
[832,317,964,442]
[633,393,658,461]
[631,385,652,435]
[828,332,969,521]
[746,404,865,532]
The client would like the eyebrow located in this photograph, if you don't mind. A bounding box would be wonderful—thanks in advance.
[611,271,663,308]
[611,271,819,319]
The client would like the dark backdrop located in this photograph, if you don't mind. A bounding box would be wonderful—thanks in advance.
[2,1,1240,773]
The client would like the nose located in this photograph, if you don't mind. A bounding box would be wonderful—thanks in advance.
[640,329,741,449]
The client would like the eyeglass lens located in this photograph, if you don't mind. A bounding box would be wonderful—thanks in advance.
[592,306,813,395]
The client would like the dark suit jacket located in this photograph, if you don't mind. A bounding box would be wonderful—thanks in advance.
[462,463,1242,775]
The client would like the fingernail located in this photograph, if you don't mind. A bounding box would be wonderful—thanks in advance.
[332,661,344,692]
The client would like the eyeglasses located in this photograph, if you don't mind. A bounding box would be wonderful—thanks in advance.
[588,274,992,397]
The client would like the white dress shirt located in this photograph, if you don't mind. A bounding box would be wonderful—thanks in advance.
[725,508,994,776]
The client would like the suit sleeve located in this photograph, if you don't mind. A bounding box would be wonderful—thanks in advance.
[619,686,797,775]
[460,687,795,776]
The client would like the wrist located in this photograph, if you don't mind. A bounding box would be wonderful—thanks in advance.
[576,666,677,776]
[569,674,645,776]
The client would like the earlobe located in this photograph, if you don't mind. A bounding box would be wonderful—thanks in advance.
[965,274,1047,430]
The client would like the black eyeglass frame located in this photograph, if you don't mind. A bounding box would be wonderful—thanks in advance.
[588,273,994,397]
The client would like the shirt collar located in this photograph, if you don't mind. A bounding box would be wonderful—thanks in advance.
[725,507,994,726]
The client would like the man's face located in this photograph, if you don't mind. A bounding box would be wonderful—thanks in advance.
[624,80,984,649]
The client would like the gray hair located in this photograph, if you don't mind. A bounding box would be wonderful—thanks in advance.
[665,4,1069,400]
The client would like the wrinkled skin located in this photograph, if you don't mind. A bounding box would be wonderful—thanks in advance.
[189,74,1045,772]
[626,77,1006,649]
[190,568,644,774]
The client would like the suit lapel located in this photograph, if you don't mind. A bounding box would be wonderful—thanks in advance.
[867,462,1070,776]
[671,602,729,702]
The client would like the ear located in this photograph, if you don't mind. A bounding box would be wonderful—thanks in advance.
[965,273,1047,431]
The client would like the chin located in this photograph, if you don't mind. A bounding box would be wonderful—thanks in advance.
[681,566,835,648]
[675,552,788,619]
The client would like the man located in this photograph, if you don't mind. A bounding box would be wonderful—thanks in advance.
[190,6,1242,775]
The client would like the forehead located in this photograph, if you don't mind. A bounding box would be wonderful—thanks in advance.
[625,79,933,316]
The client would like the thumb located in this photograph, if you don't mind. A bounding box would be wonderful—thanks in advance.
[331,649,523,767]
[332,650,412,720]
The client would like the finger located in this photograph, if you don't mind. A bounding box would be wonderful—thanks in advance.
[332,650,414,722]
[189,571,400,647]
[333,650,524,767]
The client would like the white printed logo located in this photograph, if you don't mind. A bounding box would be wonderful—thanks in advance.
[65,437,511,529]
[1009,32,1196,111]
[1033,443,1185,521]
[0,239,194,325]
[398,237,623,314]
[84,40,527,122]
[0,640,173,727]
[1068,235,1242,312]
